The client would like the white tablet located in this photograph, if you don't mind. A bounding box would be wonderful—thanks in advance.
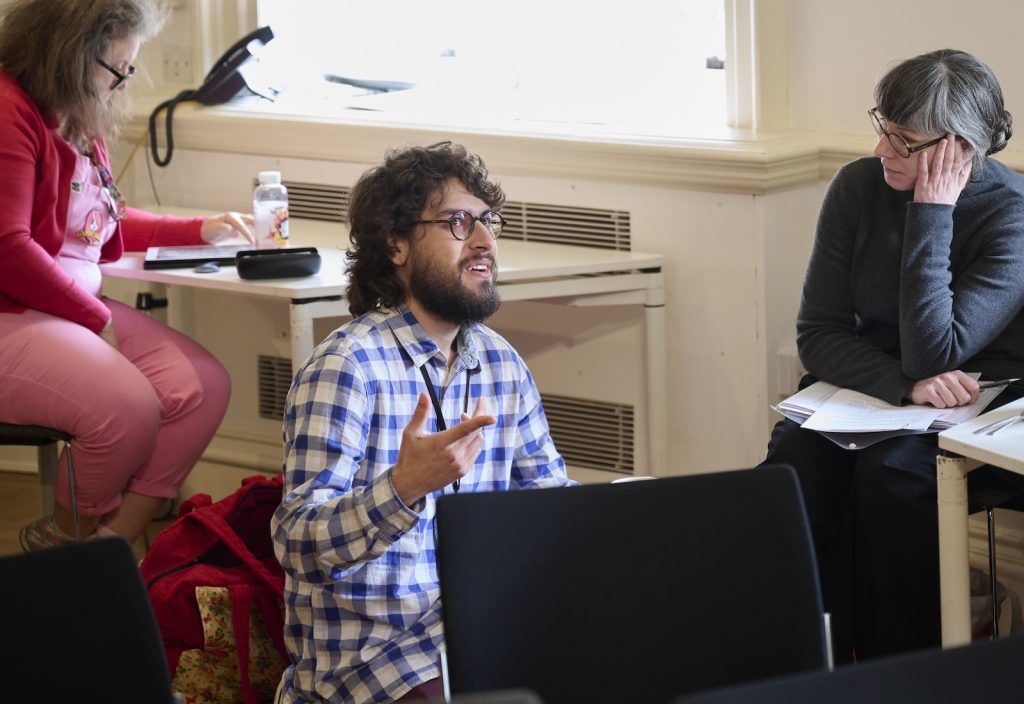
[143,243,253,270]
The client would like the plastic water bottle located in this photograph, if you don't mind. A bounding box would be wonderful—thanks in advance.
[253,171,289,249]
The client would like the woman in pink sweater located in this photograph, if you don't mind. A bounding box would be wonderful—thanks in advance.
[0,0,253,550]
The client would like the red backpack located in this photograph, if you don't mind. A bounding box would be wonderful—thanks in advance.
[140,474,288,704]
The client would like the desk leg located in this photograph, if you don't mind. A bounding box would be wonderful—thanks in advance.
[937,454,971,648]
[288,302,317,373]
[288,297,347,373]
[643,277,668,477]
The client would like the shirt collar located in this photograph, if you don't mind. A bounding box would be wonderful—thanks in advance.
[384,305,480,372]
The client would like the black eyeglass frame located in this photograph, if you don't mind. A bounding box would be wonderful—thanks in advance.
[96,57,136,90]
[414,210,507,241]
[868,107,944,158]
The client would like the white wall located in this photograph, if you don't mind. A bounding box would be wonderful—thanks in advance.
[788,0,1024,136]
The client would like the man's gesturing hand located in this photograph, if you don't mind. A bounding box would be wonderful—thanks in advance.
[391,393,497,506]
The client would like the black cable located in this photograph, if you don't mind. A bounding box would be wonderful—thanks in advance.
[148,89,196,168]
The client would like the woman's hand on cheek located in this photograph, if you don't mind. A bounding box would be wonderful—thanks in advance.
[914,135,972,205]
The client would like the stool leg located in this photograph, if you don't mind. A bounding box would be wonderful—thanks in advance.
[36,439,80,540]
[65,441,80,541]
[987,507,999,637]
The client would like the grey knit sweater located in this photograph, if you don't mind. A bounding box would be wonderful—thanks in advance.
[797,156,1024,406]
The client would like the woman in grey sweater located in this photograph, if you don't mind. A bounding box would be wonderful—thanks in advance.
[762,49,1024,662]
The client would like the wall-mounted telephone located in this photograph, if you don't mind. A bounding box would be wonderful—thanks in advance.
[193,25,275,105]
[149,26,276,167]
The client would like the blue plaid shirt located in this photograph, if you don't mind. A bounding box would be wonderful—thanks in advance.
[272,306,572,703]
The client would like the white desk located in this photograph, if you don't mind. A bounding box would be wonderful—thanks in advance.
[936,396,1024,647]
[101,217,668,475]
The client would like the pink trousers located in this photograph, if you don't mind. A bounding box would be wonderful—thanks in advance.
[0,300,229,516]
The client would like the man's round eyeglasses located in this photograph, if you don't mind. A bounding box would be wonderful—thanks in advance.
[96,58,136,90]
[415,210,507,241]
[868,107,944,159]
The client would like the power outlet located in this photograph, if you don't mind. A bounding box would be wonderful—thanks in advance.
[162,46,192,84]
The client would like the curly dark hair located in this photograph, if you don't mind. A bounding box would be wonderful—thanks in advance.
[345,141,505,317]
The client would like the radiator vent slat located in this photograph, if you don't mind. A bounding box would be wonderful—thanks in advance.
[257,355,293,421]
[251,180,351,223]
[543,393,635,475]
[502,202,632,251]
[251,181,631,250]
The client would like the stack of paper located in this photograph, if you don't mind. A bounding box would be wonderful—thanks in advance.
[773,379,1001,450]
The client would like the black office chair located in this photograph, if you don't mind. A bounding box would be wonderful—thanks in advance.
[426,690,544,704]
[0,422,79,537]
[673,633,1024,704]
[436,464,829,704]
[0,537,177,703]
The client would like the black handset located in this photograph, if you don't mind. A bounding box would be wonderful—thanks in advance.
[193,25,275,106]
[148,26,276,167]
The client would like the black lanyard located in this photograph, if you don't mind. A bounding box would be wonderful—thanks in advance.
[419,364,471,492]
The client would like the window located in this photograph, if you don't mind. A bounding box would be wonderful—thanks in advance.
[254,0,726,138]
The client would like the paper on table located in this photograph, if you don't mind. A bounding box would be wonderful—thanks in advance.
[802,388,945,431]
[775,381,840,421]
[776,377,1000,434]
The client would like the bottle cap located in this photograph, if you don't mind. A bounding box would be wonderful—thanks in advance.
[258,170,282,185]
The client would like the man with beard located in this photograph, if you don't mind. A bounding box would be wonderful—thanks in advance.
[272,141,574,704]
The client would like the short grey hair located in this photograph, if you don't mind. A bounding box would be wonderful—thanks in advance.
[874,48,1012,173]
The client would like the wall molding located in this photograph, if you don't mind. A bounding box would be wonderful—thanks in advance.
[124,103,1024,196]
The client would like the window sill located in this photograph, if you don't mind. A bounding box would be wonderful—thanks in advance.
[125,97,1024,195]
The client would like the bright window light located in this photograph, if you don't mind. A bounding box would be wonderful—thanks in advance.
[255,0,725,138]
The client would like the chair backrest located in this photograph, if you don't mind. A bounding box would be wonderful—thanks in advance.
[436,464,828,704]
[672,633,1024,704]
[0,537,177,704]
[425,689,544,704]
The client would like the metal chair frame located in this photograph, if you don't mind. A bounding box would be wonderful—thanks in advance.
[0,423,79,539]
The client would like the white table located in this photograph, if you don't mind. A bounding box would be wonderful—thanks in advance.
[101,217,668,475]
[936,396,1024,646]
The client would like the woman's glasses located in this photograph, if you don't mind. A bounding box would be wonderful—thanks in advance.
[868,108,944,158]
[96,58,136,90]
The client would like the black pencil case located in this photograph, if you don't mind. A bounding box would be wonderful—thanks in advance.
[236,247,321,280]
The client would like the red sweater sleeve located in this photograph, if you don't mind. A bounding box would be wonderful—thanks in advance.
[0,75,110,333]
[117,207,205,252]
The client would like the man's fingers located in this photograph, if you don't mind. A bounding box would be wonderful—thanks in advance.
[461,398,490,423]
[441,413,497,444]
[404,393,431,436]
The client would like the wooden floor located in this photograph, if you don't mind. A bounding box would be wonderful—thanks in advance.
[0,471,172,558]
